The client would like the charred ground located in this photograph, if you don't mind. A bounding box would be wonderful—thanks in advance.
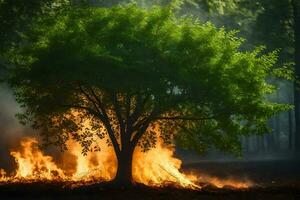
[0,184,299,200]
[0,180,299,200]
[0,160,299,200]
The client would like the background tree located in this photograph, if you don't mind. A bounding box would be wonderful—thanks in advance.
[6,4,291,185]
[180,0,297,155]
[210,0,298,155]
[292,0,300,155]
[0,0,70,74]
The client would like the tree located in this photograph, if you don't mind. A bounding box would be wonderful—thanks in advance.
[292,0,300,155]
[0,0,69,74]
[187,0,296,153]
[7,4,291,186]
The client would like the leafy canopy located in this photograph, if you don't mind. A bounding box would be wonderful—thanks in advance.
[7,4,291,156]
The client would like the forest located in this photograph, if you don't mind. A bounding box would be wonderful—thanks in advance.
[0,0,299,199]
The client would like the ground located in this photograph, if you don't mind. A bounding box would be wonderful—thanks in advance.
[183,160,300,187]
[0,160,299,200]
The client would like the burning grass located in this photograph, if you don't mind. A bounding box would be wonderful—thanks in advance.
[0,137,253,190]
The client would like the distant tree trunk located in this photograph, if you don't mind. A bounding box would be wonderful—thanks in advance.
[264,134,268,153]
[292,0,300,156]
[267,118,276,152]
[244,136,250,155]
[260,135,265,153]
[275,114,281,151]
[256,136,260,153]
[289,110,294,150]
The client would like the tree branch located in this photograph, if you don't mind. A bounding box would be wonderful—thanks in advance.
[112,92,125,131]
[61,104,103,120]
[131,107,160,146]
[87,89,122,157]
[111,92,127,151]
[131,121,150,148]
[78,85,102,115]
[155,116,214,121]
[125,94,131,127]
[71,86,122,157]
[129,94,150,128]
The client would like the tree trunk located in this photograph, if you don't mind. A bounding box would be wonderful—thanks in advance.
[113,145,134,187]
[256,136,260,153]
[289,110,294,150]
[244,136,249,154]
[260,135,265,153]
[267,118,276,152]
[275,113,281,151]
[292,0,300,156]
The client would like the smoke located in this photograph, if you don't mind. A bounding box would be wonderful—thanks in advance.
[0,84,37,170]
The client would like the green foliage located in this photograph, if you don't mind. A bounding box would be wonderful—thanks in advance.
[252,0,294,62]
[0,0,68,49]
[7,4,291,155]
[180,0,294,65]
[0,0,69,73]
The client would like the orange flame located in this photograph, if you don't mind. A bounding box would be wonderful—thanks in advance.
[133,141,199,188]
[0,126,253,189]
[9,138,66,181]
[65,140,116,182]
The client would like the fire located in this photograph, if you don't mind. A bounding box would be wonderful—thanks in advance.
[10,138,66,181]
[199,176,252,189]
[133,141,199,188]
[0,136,253,189]
[0,169,8,182]
[65,140,116,182]
[186,172,253,189]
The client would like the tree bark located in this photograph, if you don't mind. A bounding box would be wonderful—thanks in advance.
[113,143,135,187]
[292,0,300,156]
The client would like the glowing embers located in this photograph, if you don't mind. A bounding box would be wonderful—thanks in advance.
[188,172,253,189]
